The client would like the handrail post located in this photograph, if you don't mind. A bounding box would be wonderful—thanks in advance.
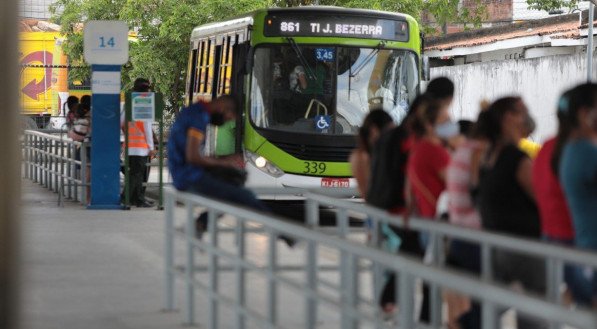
[306,238,318,329]
[163,192,175,311]
[80,143,87,205]
[267,228,278,328]
[29,133,33,179]
[481,242,497,329]
[35,135,40,183]
[52,139,57,192]
[66,142,72,200]
[398,271,414,328]
[547,257,563,329]
[235,219,246,329]
[158,110,164,209]
[338,208,356,329]
[43,137,48,187]
[24,133,29,179]
[184,204,195,325]
[73,143,79,202]
[60,139,65,198]
[208,209,219,329]
[430,231,445,327]
[305,198,319,227]
[371,217,384,310]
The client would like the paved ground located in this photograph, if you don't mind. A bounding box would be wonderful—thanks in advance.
[21,180,184,329]
[20,179,525,329]
[19,180,355,329]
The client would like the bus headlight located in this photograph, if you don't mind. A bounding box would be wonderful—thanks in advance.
[255,156,267,168]
[245,151,284,178]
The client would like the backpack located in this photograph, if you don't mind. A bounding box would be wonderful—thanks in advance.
[365,125,411,210]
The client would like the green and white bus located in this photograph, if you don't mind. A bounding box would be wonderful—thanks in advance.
[186,7,422,195]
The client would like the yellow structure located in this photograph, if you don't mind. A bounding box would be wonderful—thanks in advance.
[19,31,60,116]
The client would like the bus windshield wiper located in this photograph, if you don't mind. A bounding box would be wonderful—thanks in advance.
[286,37,317,81]
[349,41,386,78]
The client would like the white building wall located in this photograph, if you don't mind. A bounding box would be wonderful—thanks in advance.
[431,52,596,142]
[20,0,57,19]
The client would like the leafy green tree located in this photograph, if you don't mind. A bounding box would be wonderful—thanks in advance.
[50,0,485,112]
[51,0,270,113]
[526,0,578,13]
[424,0,488,35]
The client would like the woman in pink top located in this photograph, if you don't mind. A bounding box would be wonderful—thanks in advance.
[446,122,483,230]
[445,120,485,329]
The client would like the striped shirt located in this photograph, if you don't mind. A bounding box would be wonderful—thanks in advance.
[446,140,482,229]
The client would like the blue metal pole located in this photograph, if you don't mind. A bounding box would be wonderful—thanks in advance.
[88,64,122,209]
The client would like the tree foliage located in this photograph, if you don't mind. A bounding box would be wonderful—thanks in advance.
[526,0,578,13]
[50,0,485,112]
[51,0,270,112]
[424,0,488,34]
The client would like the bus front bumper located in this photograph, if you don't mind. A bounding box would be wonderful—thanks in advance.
[245,162,358,200]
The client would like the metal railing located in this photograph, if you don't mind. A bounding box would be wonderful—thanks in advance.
[303,192,597,329]
[164,187,597,329]
[22,130,90,205]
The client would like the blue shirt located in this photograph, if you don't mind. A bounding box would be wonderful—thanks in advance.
[560,139,597,250]
[168,103,210,190]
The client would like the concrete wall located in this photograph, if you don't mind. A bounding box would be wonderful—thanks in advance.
[431,52,596,142]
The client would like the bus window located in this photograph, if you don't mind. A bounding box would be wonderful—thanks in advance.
[250,46,419,135]
[195,39,216,102]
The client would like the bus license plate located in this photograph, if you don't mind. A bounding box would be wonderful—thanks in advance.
[321,178,349,188]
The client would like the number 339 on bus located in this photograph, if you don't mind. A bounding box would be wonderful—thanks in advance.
[303,161,326,174]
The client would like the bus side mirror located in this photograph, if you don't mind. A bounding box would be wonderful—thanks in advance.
[422,55,431,82]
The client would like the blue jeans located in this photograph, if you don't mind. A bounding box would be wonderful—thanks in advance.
[188,173,269,227]
[543,236,595,306]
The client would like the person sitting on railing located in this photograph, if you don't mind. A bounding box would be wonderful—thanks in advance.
[167,95,294,246]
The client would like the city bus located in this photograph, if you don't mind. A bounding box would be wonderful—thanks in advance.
[186,7,422,194]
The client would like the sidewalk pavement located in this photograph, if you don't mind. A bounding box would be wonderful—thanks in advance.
[19,180,350,329]
[21,179,182,329]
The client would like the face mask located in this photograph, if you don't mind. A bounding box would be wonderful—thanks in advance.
[435,121,459,139]
[210,112,226,126]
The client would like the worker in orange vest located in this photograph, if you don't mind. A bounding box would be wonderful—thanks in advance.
[122,78,155,207]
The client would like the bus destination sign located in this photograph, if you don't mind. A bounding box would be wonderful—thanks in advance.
[264,15,409,42]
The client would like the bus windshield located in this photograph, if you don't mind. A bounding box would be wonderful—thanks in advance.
[250,45,418,135]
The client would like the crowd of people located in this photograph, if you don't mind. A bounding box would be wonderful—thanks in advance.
[352,77,597,328]
[166,75,596,327]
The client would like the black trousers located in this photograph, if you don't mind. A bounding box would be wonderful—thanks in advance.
[379,227,430,323]
[126,155,148,205]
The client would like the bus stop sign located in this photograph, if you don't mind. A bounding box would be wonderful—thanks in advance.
[84,21,129,65]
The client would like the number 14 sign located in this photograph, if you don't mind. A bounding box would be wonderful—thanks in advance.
[84,20,129,65]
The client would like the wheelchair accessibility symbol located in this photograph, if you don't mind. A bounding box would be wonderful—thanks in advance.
[315,115,331,132]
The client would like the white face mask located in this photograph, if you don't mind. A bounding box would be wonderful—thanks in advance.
[435,121,459,139]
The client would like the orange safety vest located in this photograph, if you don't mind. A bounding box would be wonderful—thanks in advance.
[127,121,149,151]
